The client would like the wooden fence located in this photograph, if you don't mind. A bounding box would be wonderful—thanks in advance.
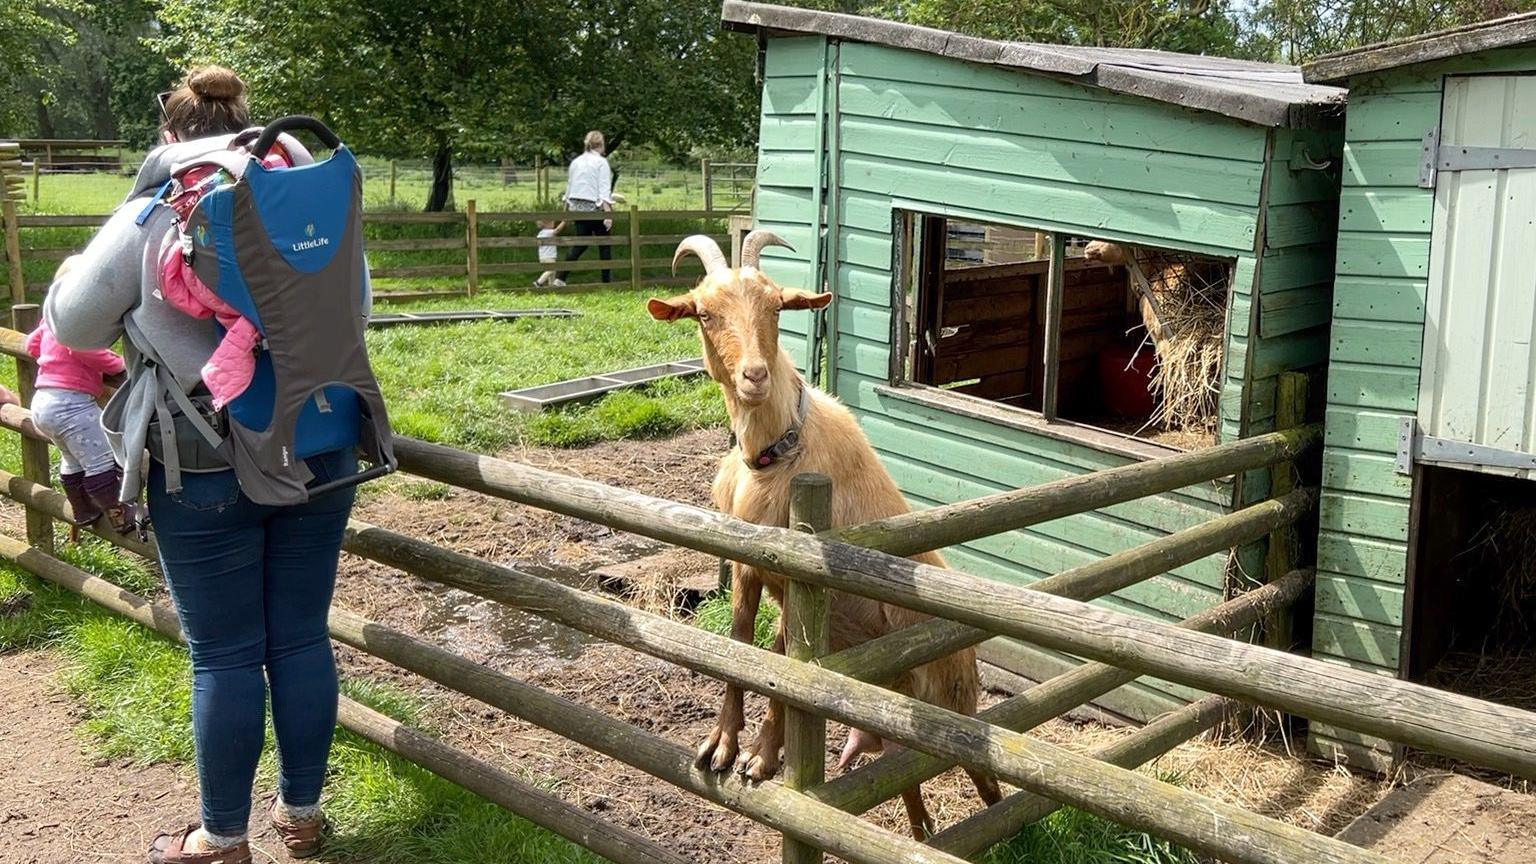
[0,201,734,305]
[0,322,1532,863]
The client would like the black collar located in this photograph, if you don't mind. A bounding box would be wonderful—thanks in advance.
[744,384,811,470]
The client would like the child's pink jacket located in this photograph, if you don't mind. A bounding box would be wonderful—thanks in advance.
[157,146,291,410]
[25,324,125,398]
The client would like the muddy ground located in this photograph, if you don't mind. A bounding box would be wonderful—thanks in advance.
[0,428,1435,862]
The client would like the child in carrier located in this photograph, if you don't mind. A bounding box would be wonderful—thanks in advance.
[532,217,566,288]
[27,264,132,535]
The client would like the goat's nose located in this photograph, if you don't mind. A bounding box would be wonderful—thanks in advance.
[741,363,769,384]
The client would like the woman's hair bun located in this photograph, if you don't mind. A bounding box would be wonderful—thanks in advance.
[187,66,245,101]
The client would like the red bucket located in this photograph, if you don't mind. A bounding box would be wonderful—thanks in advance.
[1098,343,1156,417]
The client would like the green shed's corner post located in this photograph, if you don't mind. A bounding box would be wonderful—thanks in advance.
[1264,372,1310,653]
[629,205,641,291]
[782,472,832,864]
[12,304,54,553]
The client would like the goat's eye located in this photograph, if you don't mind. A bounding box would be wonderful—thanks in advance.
[697,311,711,324]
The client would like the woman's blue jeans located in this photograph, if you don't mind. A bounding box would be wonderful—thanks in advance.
[149,449,357,836]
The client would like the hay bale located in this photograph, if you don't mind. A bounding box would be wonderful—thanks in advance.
[1469,507,1536,644]
[1127,250,1227,443]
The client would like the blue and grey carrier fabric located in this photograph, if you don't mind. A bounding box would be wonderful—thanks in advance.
[111,116,396,508]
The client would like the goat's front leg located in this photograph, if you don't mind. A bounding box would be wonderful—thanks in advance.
[697,565,762,772]
[738,612,787,781]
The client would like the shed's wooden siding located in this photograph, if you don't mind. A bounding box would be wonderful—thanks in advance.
[1311,46,1536,768]
[756,36,827,371]
[752,38,1332,720]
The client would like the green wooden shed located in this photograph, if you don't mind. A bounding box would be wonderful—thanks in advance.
[725,2,1346,721]
[1302,12,1536,771]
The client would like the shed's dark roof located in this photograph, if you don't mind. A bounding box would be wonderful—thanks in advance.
[722,1,1345,128]
[1302,12,1536,83]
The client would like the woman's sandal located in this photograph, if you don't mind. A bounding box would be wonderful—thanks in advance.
[147,824,252,864]
[270,799,327,859]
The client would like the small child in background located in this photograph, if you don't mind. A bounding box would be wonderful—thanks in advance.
[533,218,566,288]
[27,260,132,535]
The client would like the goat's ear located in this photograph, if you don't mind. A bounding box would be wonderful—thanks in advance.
[779,288,833,311]
[647,295,697,321]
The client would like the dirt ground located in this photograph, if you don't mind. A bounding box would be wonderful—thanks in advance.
[0,651,289,864]
[6,427,1528,862]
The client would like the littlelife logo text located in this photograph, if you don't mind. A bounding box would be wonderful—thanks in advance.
[293,222,330,252]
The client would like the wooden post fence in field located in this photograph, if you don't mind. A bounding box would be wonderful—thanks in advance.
[465,199,480,296]
[701,157,712,211]
[388,160,397,202]
[7,206,731,302]
[783,473,833,864]
[32,160,40,203]
[10,305,53,553]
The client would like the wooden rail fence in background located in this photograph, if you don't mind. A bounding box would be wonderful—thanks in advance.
[0,203,734,305]
[0,320,1532,864]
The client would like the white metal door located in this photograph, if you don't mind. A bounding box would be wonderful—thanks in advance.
[1417,74,1536,477]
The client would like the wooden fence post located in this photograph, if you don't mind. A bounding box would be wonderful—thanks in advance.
[628,205,641,291]
[1,142,24,306]
[1265,372,1309,651]
[11,304,53,553]
[701,157,712,211]
[465,199,479,297]
[535,155,545,201]
[389,160,398,203]
[782,473,832,864]
[31,159,40,204]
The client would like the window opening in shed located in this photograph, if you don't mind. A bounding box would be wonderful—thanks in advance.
[898,213,1232,450]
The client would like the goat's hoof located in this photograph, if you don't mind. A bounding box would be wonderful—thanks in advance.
[742,753,781,782]
[696,728,740,773]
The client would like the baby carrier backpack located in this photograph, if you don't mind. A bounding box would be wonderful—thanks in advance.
[126,116,396,508]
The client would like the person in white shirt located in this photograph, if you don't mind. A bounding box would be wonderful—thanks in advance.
[557,130,615,283]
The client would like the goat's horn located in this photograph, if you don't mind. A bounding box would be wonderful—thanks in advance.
[672,235,729,276]
[741,229,795,269]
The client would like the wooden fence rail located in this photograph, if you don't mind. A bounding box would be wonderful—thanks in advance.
[0,203,734,304]
[0,323,1530,864]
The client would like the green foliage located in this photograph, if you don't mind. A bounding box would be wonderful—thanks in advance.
[1243,0,1536,62]
[693,590,780,648]
[0,0,81,132]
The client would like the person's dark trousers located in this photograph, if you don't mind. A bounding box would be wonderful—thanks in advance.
[556,208,613,283]
[148,448,358,837]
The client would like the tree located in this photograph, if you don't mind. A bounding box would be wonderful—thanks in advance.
[157,0,544,210]
[1243,0,1536,63]
[7,1,176,144]
[858,0,1253,55]
[0,0,79,134]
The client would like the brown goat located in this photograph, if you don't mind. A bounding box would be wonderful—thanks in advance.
[648,232,1000,839]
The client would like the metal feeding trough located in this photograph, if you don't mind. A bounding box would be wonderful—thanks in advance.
[499,358,708,412]
[368,309,579,328]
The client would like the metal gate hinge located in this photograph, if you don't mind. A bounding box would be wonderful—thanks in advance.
[1419,126,1536,188]
[1396,416,1536,474]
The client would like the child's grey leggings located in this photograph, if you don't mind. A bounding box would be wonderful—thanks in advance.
[30,387,116,476]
